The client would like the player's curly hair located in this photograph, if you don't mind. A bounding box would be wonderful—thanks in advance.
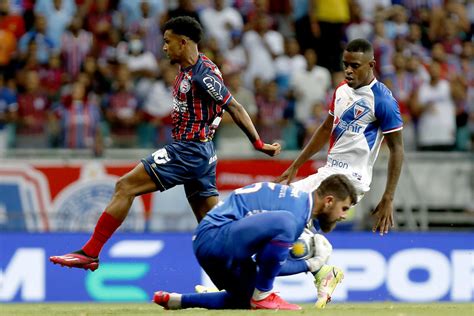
[163,16,203,43]
[316,174,358,205]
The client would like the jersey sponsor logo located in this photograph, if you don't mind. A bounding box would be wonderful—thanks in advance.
[179,79,191,93]
[208,154,217,165]
[202,76,223,101]
[332,99,370,144]
[327,157,349,169]
[173,98,188,113]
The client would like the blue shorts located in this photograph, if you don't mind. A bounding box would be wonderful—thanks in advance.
[141,141,218,199]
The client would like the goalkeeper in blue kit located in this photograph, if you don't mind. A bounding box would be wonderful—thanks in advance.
[154,174,357,310]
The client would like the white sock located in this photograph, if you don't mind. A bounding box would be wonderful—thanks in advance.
[252,288,272,301]
[167,293,182,310]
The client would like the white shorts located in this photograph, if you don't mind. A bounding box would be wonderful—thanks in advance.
[291,168,367,203]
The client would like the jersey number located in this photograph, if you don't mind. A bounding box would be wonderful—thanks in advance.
[234,182,275,195]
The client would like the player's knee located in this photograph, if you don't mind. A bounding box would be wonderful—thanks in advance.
[114,176,134,197]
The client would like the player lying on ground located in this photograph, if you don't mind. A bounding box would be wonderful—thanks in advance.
[153,174,357,310]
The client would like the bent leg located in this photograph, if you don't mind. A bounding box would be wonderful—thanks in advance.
[82,162,157,257]
[227,212,298,292]
[106,162,158,221]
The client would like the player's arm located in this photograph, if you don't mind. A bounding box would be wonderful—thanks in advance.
[225,98,281,156]
[371,130,404,235]
[276,114,333,184]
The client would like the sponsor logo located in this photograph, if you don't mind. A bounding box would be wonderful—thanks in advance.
[179,79,191,93]
[208,155,217,164]
[327,157,349,169]
[173,98,188,113]
[203,76,223,101]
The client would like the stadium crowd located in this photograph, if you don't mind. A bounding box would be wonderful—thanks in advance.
[0,0,472,155]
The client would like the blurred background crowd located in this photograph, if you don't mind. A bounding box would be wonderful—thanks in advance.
[0,0,472,156]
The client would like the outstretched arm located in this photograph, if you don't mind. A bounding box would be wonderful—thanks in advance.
[225,98,281,156]
[371,130,404,235]
[276,114,333,184]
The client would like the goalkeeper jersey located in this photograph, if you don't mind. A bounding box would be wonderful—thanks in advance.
[203,182,312,231]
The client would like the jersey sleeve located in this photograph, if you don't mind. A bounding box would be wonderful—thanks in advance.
[375,95,404,134]
[195,71,233,107]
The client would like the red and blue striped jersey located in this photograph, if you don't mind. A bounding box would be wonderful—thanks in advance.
[171,53,233,141]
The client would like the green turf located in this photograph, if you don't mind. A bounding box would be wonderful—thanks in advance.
[1,303,473,316]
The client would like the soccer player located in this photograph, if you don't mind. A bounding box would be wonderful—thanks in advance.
[50,16,281,271]
[277,38,404,235]
[153,174,358,310]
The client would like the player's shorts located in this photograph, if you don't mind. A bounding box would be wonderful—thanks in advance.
[292,167,366,203]
[141,141,218,199]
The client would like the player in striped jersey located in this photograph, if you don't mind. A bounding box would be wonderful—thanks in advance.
[50,16,281,271]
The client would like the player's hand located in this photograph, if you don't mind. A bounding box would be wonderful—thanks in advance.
[371,197,394,236]
[275,165,298,185]
[258,142,281,157]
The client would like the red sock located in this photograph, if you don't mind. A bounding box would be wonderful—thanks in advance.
[82,212,122,258]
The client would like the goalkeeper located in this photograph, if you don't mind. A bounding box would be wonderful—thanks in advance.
[153,174,357,310]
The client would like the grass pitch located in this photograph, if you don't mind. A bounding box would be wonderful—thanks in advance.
[2,303,473,316]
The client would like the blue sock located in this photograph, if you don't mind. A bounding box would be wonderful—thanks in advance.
[255,240,292,291]
[181,291,248,309]
[278,257,309,276]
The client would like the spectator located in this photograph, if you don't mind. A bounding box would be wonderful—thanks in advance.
[15,70,54,147]
[128,0,163,58]
[104,64,142,148]
[0,0,25,39]
[54,81,103,155]
[345,1,373,41]
[199,0,244,52]
[274,37,306,93]
[61,15,93,80]
[125,34,158,79]
[308,0,351,72]
[165,0,201,25]
[38,53,64,102]
[0,72,17,154]
[256,81,288,144]
[411,61,456,151]
[119,0,165,29]
[242,13,283,89]
[290,48,331,144]
[216,70,257,154]
[138,64,175,148]
[18,14,55,65]
[35,0,75,49]
[86,0,114,55]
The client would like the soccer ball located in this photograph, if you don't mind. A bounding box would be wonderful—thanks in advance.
[289,228,315,260]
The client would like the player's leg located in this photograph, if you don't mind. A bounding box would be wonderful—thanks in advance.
[49,162,158,270]
[188,195,219,222]
[225,212,302,310]
[154,290,243,310]
[183,141,219,222]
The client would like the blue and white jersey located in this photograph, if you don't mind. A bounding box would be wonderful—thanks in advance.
[323,79,403,193]
[203,182,312,230]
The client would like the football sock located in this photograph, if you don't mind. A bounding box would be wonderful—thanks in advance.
[255,240,292,292]
[278,257,309,276]
[181,292,241,309]
[252,289,272,301]
[82,211,123,258]
[166,293,182,309]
